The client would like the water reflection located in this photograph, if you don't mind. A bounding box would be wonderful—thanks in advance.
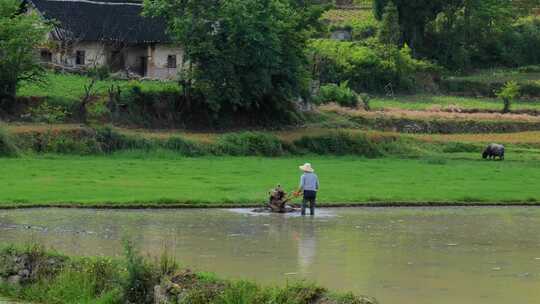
[296,218,317,275]
[1,207,540,304]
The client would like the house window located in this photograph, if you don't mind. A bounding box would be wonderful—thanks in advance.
[40,50,52,62]
[167,55,176,68]
[75,50,85,65]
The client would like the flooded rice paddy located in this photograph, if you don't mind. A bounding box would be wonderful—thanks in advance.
[1,207,539,304]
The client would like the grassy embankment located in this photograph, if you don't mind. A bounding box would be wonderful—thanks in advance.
[0,244,376,304]
[18,73,180,105]
[370,94,540,112]
[17,72,540,117]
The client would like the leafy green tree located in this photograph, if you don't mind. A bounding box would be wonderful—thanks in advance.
[427,0,517,69]
[144,0,324,117]
[0,0,51,105]
[497,81,520,113]
[377,1,400,45]
[373,0,449,54]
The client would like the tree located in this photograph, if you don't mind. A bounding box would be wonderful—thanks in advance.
[144,0,324,117]
[497,81,520,113]
[377,1,401,45]
[0,0,51,106]
[373,0,449,55]
[427,0,518,69]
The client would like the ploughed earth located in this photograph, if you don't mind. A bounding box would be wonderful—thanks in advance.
[1,207,540,304]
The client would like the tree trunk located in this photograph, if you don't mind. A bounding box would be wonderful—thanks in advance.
[0,81,17,114]
[502,98,511,113]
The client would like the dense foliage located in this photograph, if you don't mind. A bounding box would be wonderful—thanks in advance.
[315,82,358,107]
[0,0,50,104]
[311,38,435,92]
[373,0,540,70]
[143,0,325,119]
[376,0,400,45]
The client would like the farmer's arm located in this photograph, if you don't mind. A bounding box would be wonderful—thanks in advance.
[298,175,305,191]
[316,176,319,190]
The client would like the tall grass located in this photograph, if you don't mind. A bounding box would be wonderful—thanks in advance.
[294,132,383,157]
[0,124,19,157]
[215,132,285,156]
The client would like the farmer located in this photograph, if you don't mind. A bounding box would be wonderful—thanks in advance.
[297,163,319,216]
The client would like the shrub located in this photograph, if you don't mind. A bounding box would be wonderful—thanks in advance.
[28,101,69,123]
[118,81,183,128]
[86,98,111,123]
[294,132,383,157]
[40,267,117,304]
[358,93,371,111]
[215,132,285,156]
[316,82,358,107]
[0,126,19,157]
[442,142,479,153]
[270,282,326,304]
[165,137,206,156]
[122,241,159,304]
[95,127,154,153]
[45,133,100,155]
[217,281,261,304]
[310,38,437,93]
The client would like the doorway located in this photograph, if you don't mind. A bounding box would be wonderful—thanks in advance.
[140,56,148,77]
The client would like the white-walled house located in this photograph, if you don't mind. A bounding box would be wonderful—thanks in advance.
[24,0,183,80]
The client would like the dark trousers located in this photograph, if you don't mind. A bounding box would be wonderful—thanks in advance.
[302,190,317,216]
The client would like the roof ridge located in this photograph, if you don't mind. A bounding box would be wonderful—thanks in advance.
[42,0,142,6]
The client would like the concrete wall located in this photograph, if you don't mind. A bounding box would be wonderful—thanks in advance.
[148,44,184,80]
[124,46,148,75]
[330,29,352,41]
[49,41,107,68]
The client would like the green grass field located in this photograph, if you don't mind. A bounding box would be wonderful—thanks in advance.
[371,94,540,111]
[447,67,540,84]
[1,154,539,206]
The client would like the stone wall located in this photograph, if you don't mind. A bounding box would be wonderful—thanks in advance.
[0,248,66,287]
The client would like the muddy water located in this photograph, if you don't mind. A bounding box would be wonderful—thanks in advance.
[1,207,540,304]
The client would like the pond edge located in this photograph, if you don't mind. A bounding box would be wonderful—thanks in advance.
[0,201,539,210]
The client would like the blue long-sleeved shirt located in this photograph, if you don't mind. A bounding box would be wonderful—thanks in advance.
[299,172,319,191]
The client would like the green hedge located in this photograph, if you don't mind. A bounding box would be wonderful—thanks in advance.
[0,127,418,157]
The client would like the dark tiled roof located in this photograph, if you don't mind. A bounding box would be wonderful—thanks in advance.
[27,0,171,43]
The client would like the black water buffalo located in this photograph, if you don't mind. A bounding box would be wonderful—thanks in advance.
[482,143,505,160]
